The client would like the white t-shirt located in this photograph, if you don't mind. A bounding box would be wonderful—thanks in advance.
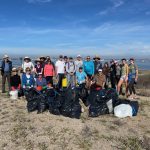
[55,60,65,74]
[22,62,34,72]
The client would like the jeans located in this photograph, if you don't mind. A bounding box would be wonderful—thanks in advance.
[67,74,76,87]
[128,78,136,95]
[2,72,11,92]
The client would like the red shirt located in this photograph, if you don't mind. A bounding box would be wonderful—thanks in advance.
[44,64,55,77]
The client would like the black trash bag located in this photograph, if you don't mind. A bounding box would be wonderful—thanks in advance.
[37,94,47,114]
[47,89,62,115]
[70,102,81,119]
[60,87,81,119]
[89,104,109,117]
[76,84,89,106]
[27,97,39,112]
[105,88,118,101]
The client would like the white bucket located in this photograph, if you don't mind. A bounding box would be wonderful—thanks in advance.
[9,90,18,100]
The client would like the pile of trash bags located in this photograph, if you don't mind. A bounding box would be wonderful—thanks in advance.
[24,87,81,119]
[24,87,139,119]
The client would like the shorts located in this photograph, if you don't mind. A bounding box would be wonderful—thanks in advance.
[120,75,126,81]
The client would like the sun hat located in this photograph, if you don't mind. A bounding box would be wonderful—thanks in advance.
[35,58,41,63]
[40,56,46,60]
[3,54,9,59]
[24,56,31,61]
[93,55,100,60]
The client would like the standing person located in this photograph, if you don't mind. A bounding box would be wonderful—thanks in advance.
[66,57,76,87]
[1,55,12,93]
[39,56,46,67]
[117,58,129,95]
[22,67,35,89]
[102,62,110,89]
[34,58,43,78]
[115,61,121,85]
[75,55,83,72]
[128,58,138,99]
[93,55,102,74]
[22,56,34,73]
[44,58,55,86]
[83,56,94,80]
[110,59,116,89]
[55,55,65,89]
[64,56,68,65]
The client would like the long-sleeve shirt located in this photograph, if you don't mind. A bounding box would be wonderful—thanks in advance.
[66,62,76,74]
[44,64,55,77]
[35,78,47,87]
[83,61,94,75]
[22,74,35,88]
[22,62,34,73]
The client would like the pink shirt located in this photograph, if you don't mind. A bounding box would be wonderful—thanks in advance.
[44,64,55,77]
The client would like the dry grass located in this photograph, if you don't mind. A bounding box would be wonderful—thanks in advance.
[0,71,150,150]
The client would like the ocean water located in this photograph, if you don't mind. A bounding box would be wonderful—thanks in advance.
[1,58,150,70]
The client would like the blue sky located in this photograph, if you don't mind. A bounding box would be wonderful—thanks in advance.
[0,0,150,57]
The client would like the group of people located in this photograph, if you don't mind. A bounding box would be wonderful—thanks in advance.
[0,54,138,99]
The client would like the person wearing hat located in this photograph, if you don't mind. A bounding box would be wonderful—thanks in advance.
[22,67,35,89]
[75,55,83,72]
[66,57,76,87]
[22,56,34,73]
[1,54,12,93]
[10,68,21,91]
[93,55,102,75]
[55,55,65,89]
[128,58,138,99]
[34,58,43,78]
[44,58,55,86]
[91,69,106,90]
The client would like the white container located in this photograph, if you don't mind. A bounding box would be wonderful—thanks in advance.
[9,90,18,100]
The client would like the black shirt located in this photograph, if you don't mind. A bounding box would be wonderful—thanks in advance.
[10,74,21,87]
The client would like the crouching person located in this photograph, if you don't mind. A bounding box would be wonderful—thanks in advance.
[91,69,106,90]
[35,73,47,91]
[10,68,23,97]
[22,67,35,89]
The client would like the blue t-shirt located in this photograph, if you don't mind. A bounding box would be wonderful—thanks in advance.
[76,71,87,83]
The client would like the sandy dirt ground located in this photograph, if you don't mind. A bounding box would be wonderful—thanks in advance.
[0,92,150,150]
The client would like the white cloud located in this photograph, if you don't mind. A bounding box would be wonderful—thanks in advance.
[97,0,125,16]
[145,11,150,15]
[27,0,52,3]
[112,0,124,8]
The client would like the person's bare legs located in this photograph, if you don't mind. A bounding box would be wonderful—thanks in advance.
[117,79,123,95]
